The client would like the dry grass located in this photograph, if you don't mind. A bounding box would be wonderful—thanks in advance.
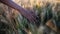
[0,0,60,34]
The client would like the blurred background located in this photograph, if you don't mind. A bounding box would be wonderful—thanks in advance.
[0,0,60,34]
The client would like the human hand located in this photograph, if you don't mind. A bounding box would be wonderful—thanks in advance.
[19,8,37,23]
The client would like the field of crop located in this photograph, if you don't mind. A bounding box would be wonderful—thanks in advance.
[0,0,60,34]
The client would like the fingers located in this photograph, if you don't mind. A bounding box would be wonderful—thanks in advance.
[28,10,37,22]
[31,16,37,22]
[30,13,37,23]
[27,14,37,23]
[26,15,35,23]
[21,9,37,23]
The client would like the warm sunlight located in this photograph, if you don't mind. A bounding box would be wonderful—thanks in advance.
[0,0,60,34]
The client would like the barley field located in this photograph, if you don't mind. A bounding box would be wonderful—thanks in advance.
[0,0,60,34]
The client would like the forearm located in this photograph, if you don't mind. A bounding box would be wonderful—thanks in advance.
[0,0,27,14]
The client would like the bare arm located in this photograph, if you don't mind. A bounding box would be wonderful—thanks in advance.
[0,0,36,22]
[0,0,27,14]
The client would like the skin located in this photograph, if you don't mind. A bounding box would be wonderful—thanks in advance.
[0,0,37,22]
